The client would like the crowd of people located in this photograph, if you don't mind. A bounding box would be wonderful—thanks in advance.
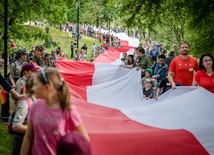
[121,41,214,100]
[71,33,214,99]
[73,43,107,62]
[0,35,213,155]
[0,44,91,155]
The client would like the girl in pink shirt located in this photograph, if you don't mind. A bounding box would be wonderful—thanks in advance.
[20,67,89,155]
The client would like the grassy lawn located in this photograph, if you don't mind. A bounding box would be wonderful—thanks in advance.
[0,121,12,155]
[47,28,101,61]
[14,26,102,61]
[50,28,101,57]
[0,27,102,155]
[47,27,102,60]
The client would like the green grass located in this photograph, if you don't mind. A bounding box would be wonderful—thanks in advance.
[0,26,102,155]
[0,121,12,155]
[47,27,102,60]
[14,26,102,61]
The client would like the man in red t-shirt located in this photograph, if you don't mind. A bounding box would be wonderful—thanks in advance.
[168,41,198,88]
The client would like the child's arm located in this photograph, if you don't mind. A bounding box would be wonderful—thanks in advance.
[20,120,34,155]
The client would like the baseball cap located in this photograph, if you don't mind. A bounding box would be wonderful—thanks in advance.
[16,48,27,55]
[145,68,153,76]
[22,63,37,72]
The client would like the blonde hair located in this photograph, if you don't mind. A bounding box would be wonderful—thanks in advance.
[37,67,71,111]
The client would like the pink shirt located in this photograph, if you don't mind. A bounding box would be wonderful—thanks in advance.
[28,99,82,155]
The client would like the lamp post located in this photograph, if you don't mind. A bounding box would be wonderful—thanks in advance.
[108,13,112,46]
[99,21,101,42]
[1,0,10,121]
[99,14,103,42]
[76,0,80,49]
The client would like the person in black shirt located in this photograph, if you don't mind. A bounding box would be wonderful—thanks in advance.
[165,51,175,66]
[155,74,172,100]
[70,41,74,58]
[0,59,24,99]
[0,74,24,100]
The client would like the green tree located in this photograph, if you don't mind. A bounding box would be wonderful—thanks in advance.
[116,0,214,55]
[185,0,214,56]
[0,0,71,51]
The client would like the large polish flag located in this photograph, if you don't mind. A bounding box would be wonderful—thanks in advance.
[115,32,140,47]
[94,47,135,64]
[56,59,214,155]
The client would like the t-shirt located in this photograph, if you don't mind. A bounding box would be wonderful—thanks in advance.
[28,99,82,155]
[169,56,198,86]
[15,76,27,94]
[133,55,151,69]
[158,78,171,94]
[143,87,153,98]
[12,97,34,128]
[165,56,174,66]
[194,70,214,93]
[32,56,44,67]
[10,60,27,79]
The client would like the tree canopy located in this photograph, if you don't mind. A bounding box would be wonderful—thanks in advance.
[117,0,214,56]
[0,0,213,56]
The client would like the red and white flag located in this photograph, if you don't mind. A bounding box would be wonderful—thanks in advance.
[56,58,213,155]
[94,46,135,64]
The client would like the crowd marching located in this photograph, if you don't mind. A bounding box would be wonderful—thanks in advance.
[121,41,214,100]
[0,44,91,155]
[0,28,213,155]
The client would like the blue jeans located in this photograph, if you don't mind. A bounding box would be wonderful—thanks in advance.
[176,83,182,86]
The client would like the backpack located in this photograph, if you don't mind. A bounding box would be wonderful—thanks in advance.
[7,98,31,136]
